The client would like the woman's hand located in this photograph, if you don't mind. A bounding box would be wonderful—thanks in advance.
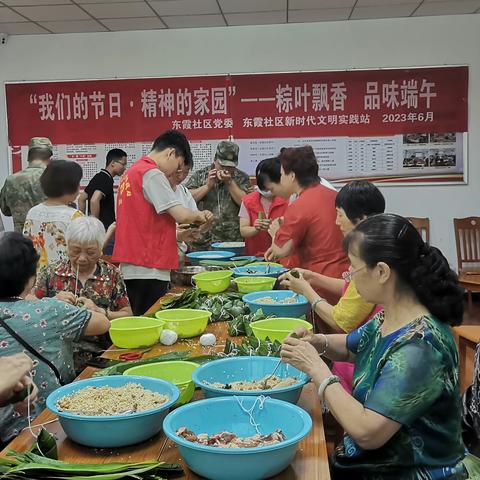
[55,291,77,305]
[76,297,103,314]
[281,336,331,382]
[264,246,277,262]
[290,326,317,344]
[279,270,311,296]
[291,268,312,281]
[0,353,34,404]
[268,218,282,239]
[13,377,38,416]
[253,219,271,231]
[177,227,200,244]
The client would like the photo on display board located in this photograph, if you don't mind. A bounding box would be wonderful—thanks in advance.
[427,149,456,167]
[403,150,427,168]
[403,133,429,144]
[429,132,456,144]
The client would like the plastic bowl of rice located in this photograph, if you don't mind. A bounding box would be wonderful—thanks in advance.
[242,290,310,317]
[192,356,309,404]
[46,375,179,447]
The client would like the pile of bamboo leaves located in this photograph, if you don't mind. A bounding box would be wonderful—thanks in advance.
[94,351,218,377]
[0,430,183,480]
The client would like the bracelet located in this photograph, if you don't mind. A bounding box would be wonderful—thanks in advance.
[317,333,328,356]
[318,375,340,404]
[311,297,326,312]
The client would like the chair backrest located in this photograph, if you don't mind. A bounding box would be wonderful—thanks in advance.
[407,217,430,244]
[453,217,480,272]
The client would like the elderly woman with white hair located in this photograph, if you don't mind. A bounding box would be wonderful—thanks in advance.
[34,216,132,371]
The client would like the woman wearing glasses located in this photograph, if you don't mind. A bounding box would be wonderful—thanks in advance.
[281,214,472,479]
[280,180,385,392]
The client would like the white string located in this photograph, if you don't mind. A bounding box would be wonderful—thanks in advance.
[25,372,41,447]
[24,372,59,444]
[73,263,80,298]
[234,394,267,436]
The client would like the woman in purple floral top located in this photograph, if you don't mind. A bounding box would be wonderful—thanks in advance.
[0,232,109,443]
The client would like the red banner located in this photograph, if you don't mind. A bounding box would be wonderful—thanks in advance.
[5,66,467,146]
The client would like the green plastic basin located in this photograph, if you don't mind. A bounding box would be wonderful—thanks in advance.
[109,316,165,348]
[250,317,313,343]
[155,309,211,338]
[192,270,233,293]
[234,276,276,293]
[124,361,199,405]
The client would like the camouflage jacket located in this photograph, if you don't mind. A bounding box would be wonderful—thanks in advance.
[186,165,252,250]
[0,161,46,232]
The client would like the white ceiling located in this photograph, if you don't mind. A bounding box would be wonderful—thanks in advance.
[0,0,478,35]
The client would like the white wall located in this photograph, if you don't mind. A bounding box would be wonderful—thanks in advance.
[0,14,479,267]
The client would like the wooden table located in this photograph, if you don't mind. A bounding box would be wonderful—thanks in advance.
[453,325,480,392]
[1,290,332,479]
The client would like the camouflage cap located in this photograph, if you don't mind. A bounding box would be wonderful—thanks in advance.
[28,137,53,151]
[215,141,239,167]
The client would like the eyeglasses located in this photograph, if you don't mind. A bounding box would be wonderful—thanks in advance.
[342,265,367,282]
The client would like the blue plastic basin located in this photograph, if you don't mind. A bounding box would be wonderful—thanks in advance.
[46,376,179,448]
[192,356,309,404]
[211,242,245,255]
[163,395,312,480]
[187,250,236,266]
[242,290,310,317]
[232,265,288,278]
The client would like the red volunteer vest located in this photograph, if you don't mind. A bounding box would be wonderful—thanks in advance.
[242,192,288,257]
[112,156,178,270]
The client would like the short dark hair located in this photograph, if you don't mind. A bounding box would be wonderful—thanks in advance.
[106,148,127,167]
[344,214,464,326]
[256,157,281,191]
[151,130,193,168]
[279,146,319,188]
[335,181,386,224]
[0,233,39,297]
[28,148,52,162]
[40,160,83,198]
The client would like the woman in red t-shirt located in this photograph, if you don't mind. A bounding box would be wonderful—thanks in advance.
[265,146,349,304]
[239,158,288,257]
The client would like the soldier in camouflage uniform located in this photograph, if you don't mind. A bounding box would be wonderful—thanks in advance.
[0,137,53,232]
[186,141,251,251]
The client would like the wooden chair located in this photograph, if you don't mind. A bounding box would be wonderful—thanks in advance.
[453,217,480,313]
[407,217,430,243]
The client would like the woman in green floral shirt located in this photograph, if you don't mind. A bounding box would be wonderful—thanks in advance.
[281,214,475,479]
[0,232,109,443]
